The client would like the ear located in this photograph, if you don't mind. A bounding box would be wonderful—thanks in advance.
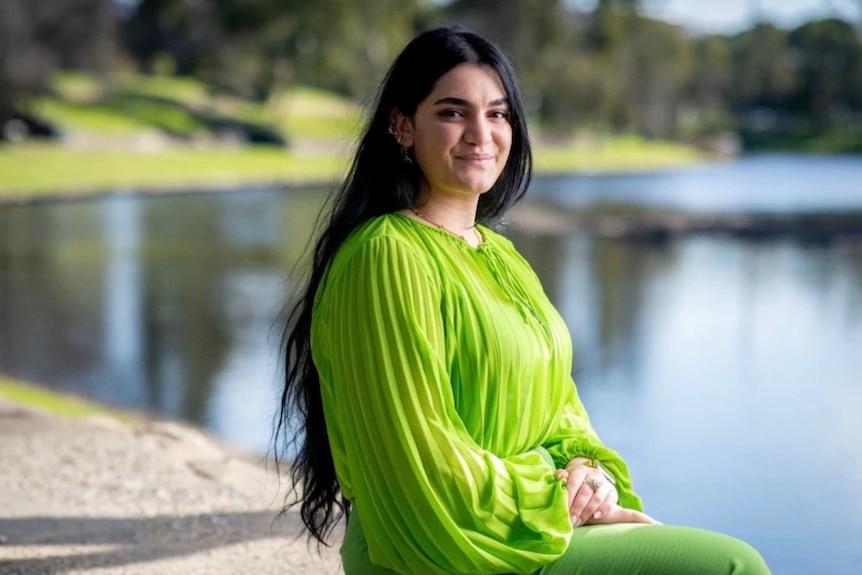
[390,109,415,147]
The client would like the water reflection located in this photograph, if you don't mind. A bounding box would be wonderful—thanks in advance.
[524,233,862,575]
[0,189,323,442]
[2,163,862,574]
[530,154,862,213]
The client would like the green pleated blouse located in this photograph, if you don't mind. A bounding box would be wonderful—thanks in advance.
[310,212,643,575]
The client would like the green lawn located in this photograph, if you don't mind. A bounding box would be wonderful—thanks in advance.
[534,134,705,173]
[0,136,707,200]
[39,72,362,141]
[0,375,130,421]
[0,137,705,200]
[0,73,706,200]
[0,143,345,200]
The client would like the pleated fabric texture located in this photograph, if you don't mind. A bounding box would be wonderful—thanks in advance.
[310,213,643,575]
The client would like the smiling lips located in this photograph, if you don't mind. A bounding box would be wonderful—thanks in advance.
[457,153,495,163]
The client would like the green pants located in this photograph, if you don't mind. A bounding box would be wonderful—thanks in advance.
[341,511,772,575]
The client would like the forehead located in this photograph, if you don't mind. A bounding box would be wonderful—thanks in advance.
[425,63,508,104]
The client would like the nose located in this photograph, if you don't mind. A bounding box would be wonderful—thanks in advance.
[463,115,491,145]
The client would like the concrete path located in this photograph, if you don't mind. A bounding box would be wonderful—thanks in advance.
[0,398,343,574]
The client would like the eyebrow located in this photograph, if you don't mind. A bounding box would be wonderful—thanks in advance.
[432,97,510,107]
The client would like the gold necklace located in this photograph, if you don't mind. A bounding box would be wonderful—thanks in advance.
[410,208,482,246]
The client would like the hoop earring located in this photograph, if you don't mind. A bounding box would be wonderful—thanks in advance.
[388,122,412,164]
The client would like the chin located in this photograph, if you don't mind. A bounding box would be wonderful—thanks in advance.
[458,176,501,195]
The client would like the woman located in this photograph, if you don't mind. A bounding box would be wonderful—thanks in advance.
[278,26,772,575]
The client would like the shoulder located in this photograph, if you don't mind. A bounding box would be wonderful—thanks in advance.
[314,215,443,317]
[335,214,429,263]
[325,214,439,286]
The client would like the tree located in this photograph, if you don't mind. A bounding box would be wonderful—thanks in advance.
[584,0,638,52]
[0,0,117,126]
[726,23,796,114]
[278,0,422,98]
[123,0,422,100]
[123,0,221,76]
[614,14,692,137]
[682,33,734,134]
[787,18,862,127]
[442,0,573,104]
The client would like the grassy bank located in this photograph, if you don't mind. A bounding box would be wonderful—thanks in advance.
[0,136,704,202]
[0,72,706,202]
[0,375,130,421]
[742,124,862,154]
[0,143,344,201]
[533,135,704,173]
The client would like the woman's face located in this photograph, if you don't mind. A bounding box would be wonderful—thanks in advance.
[396,63,513,201]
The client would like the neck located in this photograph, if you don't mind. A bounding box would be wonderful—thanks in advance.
[412,195,479,233]
[404,194,483,247]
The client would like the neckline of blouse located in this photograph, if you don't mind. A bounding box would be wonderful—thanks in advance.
[390,211,489,251]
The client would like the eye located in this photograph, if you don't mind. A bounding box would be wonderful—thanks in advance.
[438,109,465,118]
[489,110,510,120]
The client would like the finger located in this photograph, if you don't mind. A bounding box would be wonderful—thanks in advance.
[565,478,579,513]
[620,509,659,525]
[637,511,662,525]
[584,485,615,523]
[596,483,619,519]
[606,483,619,507]
[578,480,613,523]
[568,483,596,525]
[563,467,590,513]
[554,469,583,518]
[596,506,661,525]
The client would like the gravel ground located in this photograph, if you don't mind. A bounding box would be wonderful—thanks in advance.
[0,398,343,575]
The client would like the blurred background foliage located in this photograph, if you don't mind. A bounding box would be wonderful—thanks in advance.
[1,0,861,152]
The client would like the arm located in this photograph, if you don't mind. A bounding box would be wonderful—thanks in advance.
[541,379,644,512]
[311,237,572,575]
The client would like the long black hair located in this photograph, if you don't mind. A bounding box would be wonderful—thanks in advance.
[275,25,533,546]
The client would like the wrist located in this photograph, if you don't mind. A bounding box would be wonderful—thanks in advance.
[565,457,592,471]
[565,457,617,486]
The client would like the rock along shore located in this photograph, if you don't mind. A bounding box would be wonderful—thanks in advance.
[0,397,343,575]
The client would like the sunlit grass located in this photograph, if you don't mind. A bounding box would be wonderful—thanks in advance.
[52,71,104,101]
[534,134,705,173]
[276,86,363,140]
[33,99,153,133]
[283,114,363,140]
[33,97,209,135]
[116,73,211,106]
[0,375,129,421]
[0,73,707,201]
[0,137,705,200]
[0,143,345,199]
[44,72,364,142]
[279,85,360,118]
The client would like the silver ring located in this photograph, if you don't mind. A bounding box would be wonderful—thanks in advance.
[585,478,602,491]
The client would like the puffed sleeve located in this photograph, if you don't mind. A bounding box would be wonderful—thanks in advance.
[311,236,573,575]
[540,381,644,511]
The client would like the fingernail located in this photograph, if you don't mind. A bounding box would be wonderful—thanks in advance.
[593,511,602,519]
[571,517,581,528]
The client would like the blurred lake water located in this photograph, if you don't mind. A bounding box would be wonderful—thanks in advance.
[1,154,861,574]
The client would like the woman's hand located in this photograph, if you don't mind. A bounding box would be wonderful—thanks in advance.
[585,504,660,526]
[554,459,616,527]
[554,458,658,528]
